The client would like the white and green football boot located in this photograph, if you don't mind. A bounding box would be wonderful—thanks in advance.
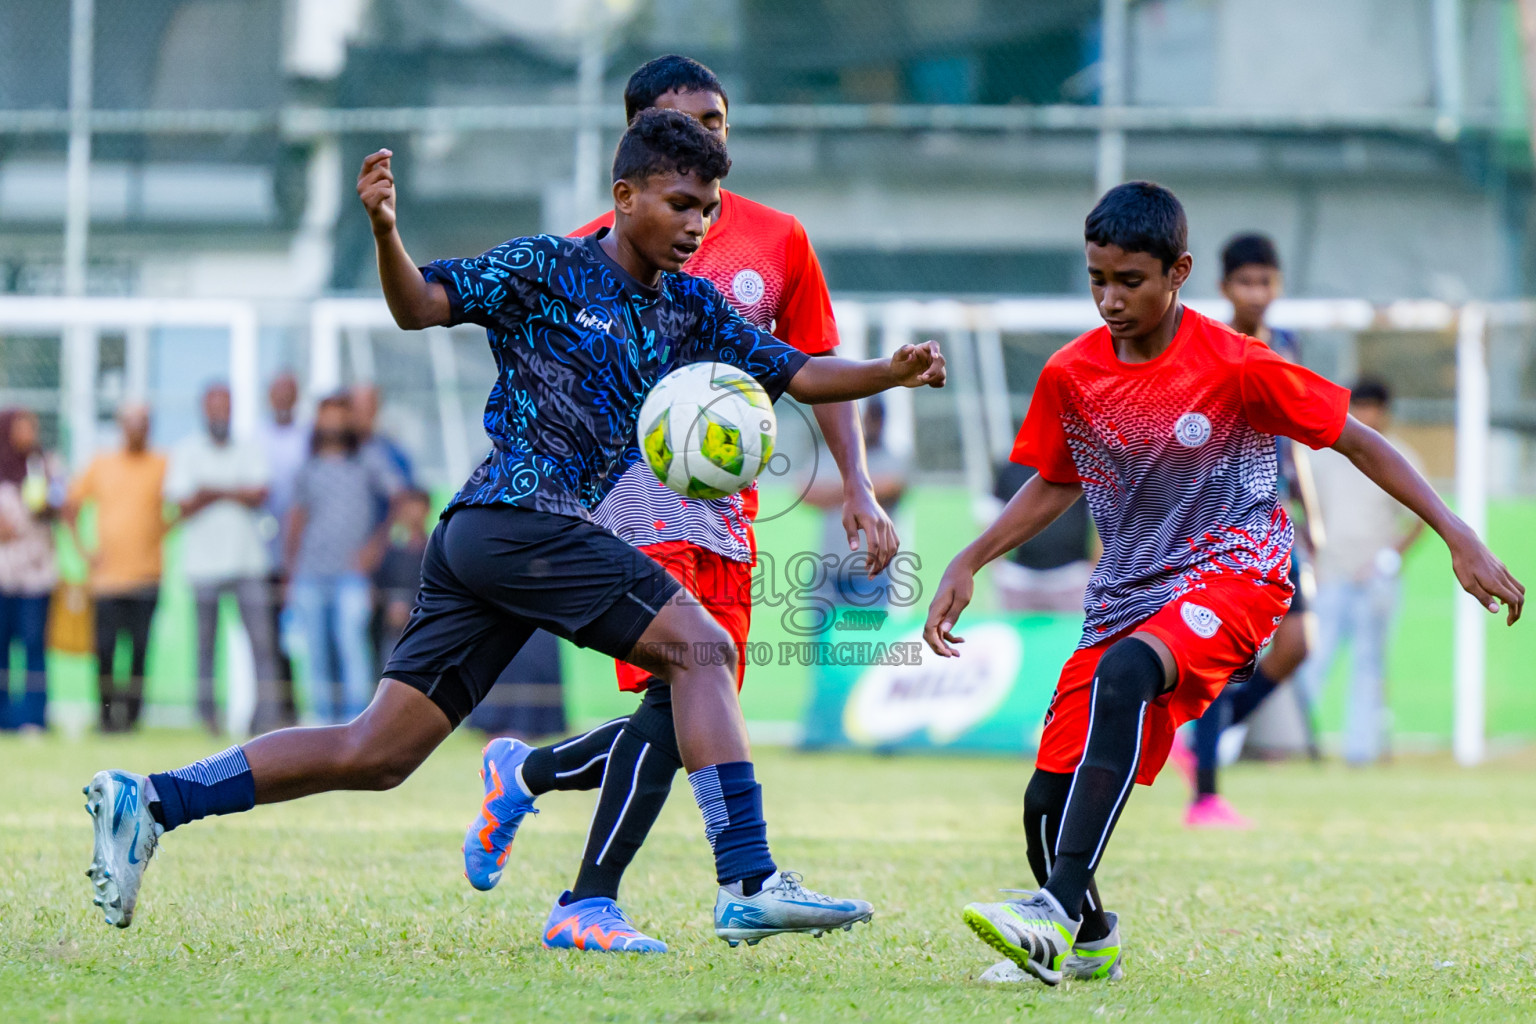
[980,911,1124,983]
[83,770,163,928]
[963,890,1079,986]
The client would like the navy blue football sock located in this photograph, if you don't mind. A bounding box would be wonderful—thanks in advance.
[1229,665,1281,725]
[148,745,256,832]
[1192,690,1231,796]
[1193,666,1282,796]
[687,761,776,887]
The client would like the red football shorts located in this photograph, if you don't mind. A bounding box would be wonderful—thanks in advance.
[1036,573,1293,786]
[614,539,753,693]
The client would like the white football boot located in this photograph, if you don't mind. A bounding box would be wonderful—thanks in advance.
[84,770,163,928]
[714,870,873,946]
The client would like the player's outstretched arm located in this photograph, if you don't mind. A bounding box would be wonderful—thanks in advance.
[923,474,1083,656]
[1332,415,1524,624]
[356,149,452,331]
[809,401,900,575]
[785,341,945,404]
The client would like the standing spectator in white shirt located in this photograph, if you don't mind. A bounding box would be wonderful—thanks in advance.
[260,371,307,726]
[1298,379,1425,763]
[167,383,283,734]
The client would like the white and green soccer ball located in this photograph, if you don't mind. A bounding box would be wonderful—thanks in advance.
[638,362,777,500]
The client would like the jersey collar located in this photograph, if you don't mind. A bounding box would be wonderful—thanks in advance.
[585,230,661,301]
[1100,303,1198,372]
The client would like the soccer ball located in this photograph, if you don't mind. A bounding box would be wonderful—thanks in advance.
[637,362,777,499]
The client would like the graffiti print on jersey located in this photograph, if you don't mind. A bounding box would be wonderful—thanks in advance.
[422,234,809,522]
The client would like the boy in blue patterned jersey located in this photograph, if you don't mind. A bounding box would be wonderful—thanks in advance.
[81,110,946,945]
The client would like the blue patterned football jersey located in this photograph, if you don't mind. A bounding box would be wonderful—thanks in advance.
[422,232,810,521]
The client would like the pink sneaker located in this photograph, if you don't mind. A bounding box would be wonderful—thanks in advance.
[1184,794,1253,830]
[1167,736,1197,789]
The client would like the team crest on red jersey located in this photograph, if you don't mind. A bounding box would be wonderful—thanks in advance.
[730,268,766,306]
[1174,411,1212,447]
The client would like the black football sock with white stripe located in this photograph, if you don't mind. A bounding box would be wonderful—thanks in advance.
[1046,637,1164,919]
[518,717,628,797]
[570,685,682,902]
[1023,769,1111,943]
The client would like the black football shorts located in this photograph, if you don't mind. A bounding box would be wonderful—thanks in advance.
[383,504,681,727]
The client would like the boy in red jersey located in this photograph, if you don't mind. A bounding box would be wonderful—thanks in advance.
[926,182,1523,985]
[461,56,897,953]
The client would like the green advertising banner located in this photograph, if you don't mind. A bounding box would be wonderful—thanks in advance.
[800,613,1084,753]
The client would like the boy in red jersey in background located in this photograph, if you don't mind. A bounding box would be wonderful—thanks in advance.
[461,56,897,953]
[925,182,1523,985]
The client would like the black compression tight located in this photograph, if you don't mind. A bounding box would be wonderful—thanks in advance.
[1041,636,1165,922]
[1024,770,1112,943]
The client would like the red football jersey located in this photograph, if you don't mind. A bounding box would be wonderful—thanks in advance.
[1010,307,1349,646]
[571,189,837,349]
[573,189,839,563]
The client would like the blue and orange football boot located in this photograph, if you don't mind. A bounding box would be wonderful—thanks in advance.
[541,892,668,953]
[462,737,538,891]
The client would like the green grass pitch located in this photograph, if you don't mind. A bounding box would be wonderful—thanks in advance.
[2,732,1533,1022]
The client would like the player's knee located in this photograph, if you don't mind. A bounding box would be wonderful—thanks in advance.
[650,612,735,684]
[359,752,420,791]
[1268,620,1309,676]
[1095,637,1167,705]
[335,725,422,790]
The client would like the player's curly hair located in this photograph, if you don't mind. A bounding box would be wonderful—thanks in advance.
[1085,181,1188,271]
[624,54,727,123]
[611,107,731,184]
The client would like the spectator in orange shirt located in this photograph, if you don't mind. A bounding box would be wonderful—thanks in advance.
[65,404,168,733]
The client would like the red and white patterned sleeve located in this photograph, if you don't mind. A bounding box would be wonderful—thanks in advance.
[1239,340,1350,449]
[1009,362,1080,484]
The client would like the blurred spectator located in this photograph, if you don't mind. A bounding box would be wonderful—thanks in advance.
[989,463,1095,614]
[352,383,417,665]
[286,394,399,723]
[259,371,306,726]
[1297,379,1424,764]
[167,383,283,735]
[371,486,430,666]
[66,405,167,733]
[804,399,907,611]
[0,410,64,732]
[352,383,415,509]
